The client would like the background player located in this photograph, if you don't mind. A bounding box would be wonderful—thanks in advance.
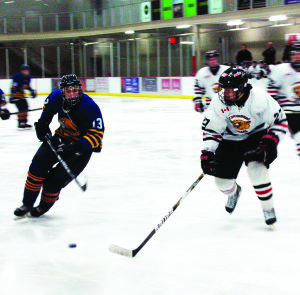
[267,43,300,157]
[0,88,10,120]
[10,64,36,129]
[14,74,104,218]
[193,50,229,112]
[201,67,287,225]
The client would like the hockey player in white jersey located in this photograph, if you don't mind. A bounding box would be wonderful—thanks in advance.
[193,50,229,112]
[267,43,300,157]
[201,67,288,225]
[247,61,258,78]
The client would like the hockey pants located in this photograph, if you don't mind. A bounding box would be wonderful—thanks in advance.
[22,136,92,211]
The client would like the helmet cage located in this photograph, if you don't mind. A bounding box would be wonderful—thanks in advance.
[60,74,82,106]
[61,86,82,106]
[205,50,220,69]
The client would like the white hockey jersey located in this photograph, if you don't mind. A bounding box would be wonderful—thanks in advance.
[194,65,229,110]
[248,65,257,77]
[267,63,300,113]
[202,86,288,152]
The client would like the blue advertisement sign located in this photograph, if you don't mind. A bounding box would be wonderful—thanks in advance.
[121,77,140,93]
[285,0,299,3]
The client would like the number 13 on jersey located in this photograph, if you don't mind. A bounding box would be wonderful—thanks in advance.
[93,118,103,129]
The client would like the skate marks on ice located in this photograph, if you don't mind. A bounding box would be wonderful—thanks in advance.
[0,96,300,294]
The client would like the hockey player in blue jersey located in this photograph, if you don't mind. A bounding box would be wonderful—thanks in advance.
[14,74,104,217]
[10,64,36,128]
[0,88,10,120]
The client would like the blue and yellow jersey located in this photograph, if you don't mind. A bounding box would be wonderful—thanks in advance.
[0,89,6,107]
[11,73,33,98]
[40,89,104,152]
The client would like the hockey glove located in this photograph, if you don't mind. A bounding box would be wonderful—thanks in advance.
[57,141,86,162]
[0,108,10,120]
[200,150,217,175]
[30,89,37,98]
[193,97,205,113]
[34,118,52,141]
[244,132,279,166]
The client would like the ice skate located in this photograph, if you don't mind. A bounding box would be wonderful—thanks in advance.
[263,208,277,225]
[225,184,241,214]
[30,205,49,217]
[14,204,32,217]
[18,122,32,129]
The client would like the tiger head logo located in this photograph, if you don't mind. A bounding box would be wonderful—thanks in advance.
[293,85,300,98]
[58,118,80,136]
[213,83,222,93]
[230,119,251,130]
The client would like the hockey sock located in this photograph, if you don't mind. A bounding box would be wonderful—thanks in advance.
[247,161,274,210]
[215,177,237,196]
[18,112,28,124]
[23,171,45,206]
[39,189,60,210]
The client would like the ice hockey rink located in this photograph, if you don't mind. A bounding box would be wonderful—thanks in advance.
[1,86,300,295]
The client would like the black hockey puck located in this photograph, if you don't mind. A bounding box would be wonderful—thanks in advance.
[68,243,77,248]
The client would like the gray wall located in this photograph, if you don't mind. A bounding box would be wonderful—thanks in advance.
[196,23,300,66]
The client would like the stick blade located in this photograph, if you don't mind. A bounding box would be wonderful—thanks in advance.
[81,182,87,192]
[109,244,133,258]
[80,177,88,192]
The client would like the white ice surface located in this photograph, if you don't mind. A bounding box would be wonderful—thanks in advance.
[0,95,300,295]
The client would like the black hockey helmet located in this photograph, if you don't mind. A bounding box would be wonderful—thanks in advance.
[205,50,220,60]
[21,64,30,71]
[60,74,81,88]
[218,67,248,106]
[60,74,82,106]
[290,43,300,69]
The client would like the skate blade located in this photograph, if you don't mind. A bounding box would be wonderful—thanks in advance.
[13,212,31,220]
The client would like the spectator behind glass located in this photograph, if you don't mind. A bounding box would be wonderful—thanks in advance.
[262,42,276,65]
[282,39,292,62]
[236,44,253,66]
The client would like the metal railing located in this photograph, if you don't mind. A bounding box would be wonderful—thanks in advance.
[0,0,290,79]
[0,3,141,34]
[0,0,287,35]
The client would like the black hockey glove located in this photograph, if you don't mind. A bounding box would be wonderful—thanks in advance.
[200,150,216,175]
[0,108,10,120]
[193,97,204,113]
[57,141,86,162]
[244,132,279,167]
[30,89,37,98]
[34,118,52,141]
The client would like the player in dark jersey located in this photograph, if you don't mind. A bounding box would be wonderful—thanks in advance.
[10,64,36,129]
[0,88,10,120]
[14,74,105,218]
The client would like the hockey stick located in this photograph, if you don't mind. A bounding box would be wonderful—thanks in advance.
[109,173,205,258]
[45,137,87,192]
[10,108,42,115]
